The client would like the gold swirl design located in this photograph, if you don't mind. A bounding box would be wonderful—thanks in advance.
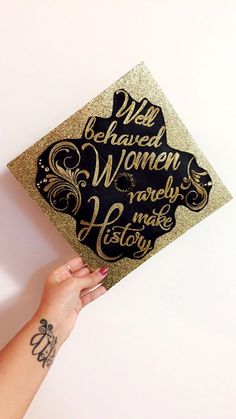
[180,157,209,211]
[42,141,90,215]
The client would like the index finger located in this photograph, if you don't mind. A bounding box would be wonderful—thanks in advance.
[49,256,86,283]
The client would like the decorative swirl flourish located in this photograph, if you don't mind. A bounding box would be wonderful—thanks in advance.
[39,141,90,215]
[180,157,211,211]
[35,90,212,261]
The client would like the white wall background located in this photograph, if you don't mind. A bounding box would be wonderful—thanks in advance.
[0,1,236,418]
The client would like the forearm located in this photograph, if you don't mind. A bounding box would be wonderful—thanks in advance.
[0,256,108,419]
[0,311,62,419]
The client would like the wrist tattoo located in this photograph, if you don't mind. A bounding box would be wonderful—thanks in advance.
[30,319,57,368]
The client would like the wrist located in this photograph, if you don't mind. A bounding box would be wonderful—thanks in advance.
[30,308,64,351]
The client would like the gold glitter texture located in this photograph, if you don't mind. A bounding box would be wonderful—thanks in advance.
[7,62,232,290]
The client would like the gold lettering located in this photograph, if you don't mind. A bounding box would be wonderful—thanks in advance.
[103,225,153,258]
[81,143,126,187]
[82,143,181,188]
[164,152,181,171]
[123,151,181,171]
[84,116,165,149]
[132,204,173,231]
[128,177,184,205]
[78,196,153,259]
[115,89,160,127]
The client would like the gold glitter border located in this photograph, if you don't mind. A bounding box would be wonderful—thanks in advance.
[7,62,232,290]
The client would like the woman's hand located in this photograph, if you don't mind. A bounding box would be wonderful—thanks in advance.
[33,256,109,347]
[0,257,109,418]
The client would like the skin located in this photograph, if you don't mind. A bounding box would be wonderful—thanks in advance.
[0,256,109,419]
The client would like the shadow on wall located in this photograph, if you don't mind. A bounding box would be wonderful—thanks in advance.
[0,170,77,348]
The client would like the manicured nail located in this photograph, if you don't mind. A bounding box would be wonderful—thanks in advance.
[99,266,109,276]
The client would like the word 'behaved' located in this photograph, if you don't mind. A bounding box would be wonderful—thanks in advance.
[84,89,167,149]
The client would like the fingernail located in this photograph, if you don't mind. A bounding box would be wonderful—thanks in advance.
[99,266,109,276]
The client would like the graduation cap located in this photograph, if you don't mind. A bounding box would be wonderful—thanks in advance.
[7,63,232,289]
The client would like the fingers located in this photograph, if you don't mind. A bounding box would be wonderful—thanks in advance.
[49,256,86,283]
[73,265,91,278]
[76,266,109,292]
[65,256,86,273]
[49,256,109,294]
[80,284,107,307]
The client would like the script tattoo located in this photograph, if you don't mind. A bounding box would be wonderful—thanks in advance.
[35,89,212,261]
[30,319,57,368]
